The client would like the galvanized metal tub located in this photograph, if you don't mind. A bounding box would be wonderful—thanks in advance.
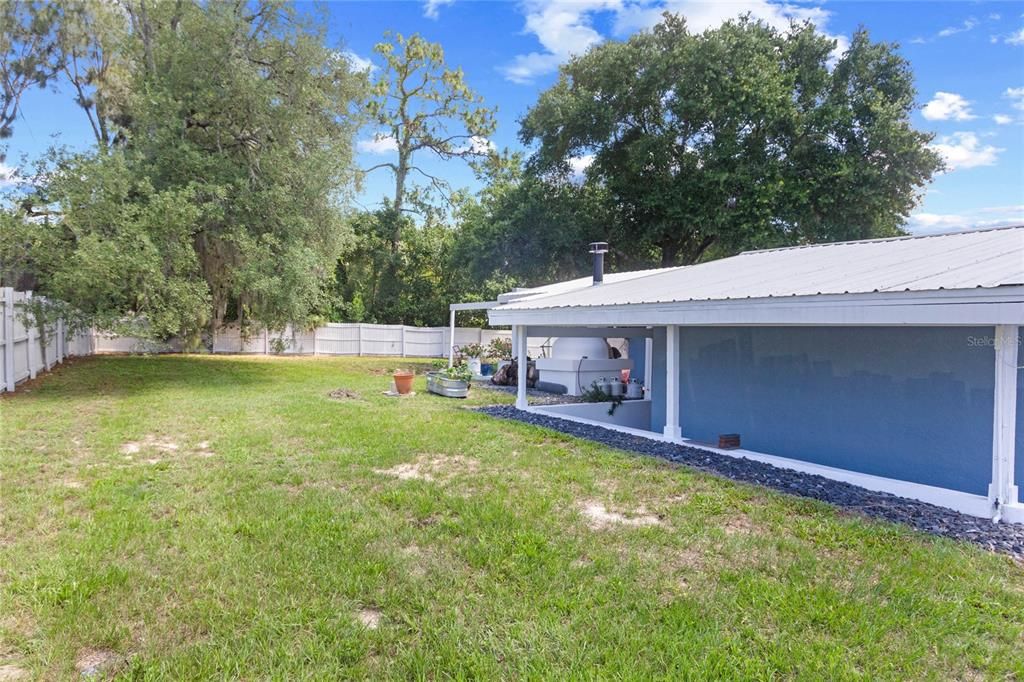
[426,372,471,398]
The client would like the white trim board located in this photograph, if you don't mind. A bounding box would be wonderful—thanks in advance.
[489,286,1024,327]
[525,405,1010,522]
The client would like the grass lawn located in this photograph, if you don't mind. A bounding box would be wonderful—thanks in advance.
[1,355,1022,679]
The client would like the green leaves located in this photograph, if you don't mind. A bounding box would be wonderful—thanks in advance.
[3,1,366,342]
[520,14,942,266]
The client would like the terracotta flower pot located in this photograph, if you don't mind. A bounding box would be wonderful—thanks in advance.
[393,371,415,395]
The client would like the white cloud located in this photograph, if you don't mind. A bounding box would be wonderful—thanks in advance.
[0,162,17,188]
[568,154,595,179]
[457,135,496,154]
[1005,87,1024,110]
[936,17,978,38]
[500,0,847,84]
[423,0,454,20]
[907,205,1024,234]
[1006,27,1024,45]
[929,132,1003,170]
[921,92,976,121]
[993,113,1014,125]
[339,50,375,73]
[357,135,398,154]
[500,0,619,83]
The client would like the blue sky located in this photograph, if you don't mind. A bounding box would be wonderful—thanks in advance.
[7,0,1024,233]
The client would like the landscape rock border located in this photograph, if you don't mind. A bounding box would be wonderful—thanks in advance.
[476,405,1024,561]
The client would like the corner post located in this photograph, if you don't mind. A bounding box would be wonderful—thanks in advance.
[990,324,1019,520]
[663,324,682,441]
[2,288,13,392]
[515,324,528,409]
[448,307,456,368]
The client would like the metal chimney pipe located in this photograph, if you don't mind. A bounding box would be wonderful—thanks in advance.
[589,242,609,285]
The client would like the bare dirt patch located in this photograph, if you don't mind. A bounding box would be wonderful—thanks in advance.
[0,665,30,681]
[375,462,431,481]
[195,441,215,458]
[120,435,179,457]
[579,501,662,530]
[357,607,382,629]
[75,648,124,677]
[374,454,479,483]
[328,388,363,401]
[723,513,760,536]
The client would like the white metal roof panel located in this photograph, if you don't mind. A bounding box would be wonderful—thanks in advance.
[497,227,1024,311]
[497,267,675,303]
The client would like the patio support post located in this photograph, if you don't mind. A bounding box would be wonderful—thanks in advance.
[989,324,1019,521]
[515,324,528,409]
[448,307,456,368]
[663,325,682,441]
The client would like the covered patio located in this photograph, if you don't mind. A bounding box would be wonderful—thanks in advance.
[488,228,1024,523]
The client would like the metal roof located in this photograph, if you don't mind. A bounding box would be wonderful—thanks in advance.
[496,267,675,304]
[497,226,1024,311]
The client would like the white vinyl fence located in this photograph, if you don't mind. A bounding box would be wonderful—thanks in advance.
[207,323,519,357]
[1,287,94,393]
[2,288,536,394]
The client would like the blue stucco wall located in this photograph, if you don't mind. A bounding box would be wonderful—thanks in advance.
[650,328,667,435]
[627,337,646,385]
[649,326,998,495]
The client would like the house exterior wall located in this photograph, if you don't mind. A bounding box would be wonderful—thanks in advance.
[627,336,646,383]
[651,326,1001,496]
[1017,326,1023,493]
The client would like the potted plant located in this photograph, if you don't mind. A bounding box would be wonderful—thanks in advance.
[461,342,485,376]
[393,368,415,395]
[487,337,513,371]
[426,361,473,398]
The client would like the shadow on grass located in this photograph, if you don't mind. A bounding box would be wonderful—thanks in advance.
[2,354,286,401]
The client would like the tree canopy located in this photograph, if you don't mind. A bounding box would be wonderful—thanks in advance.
[520,14,943,266]
[2,0,365,342]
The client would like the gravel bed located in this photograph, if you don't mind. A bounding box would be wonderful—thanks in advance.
[472,382,583,405]
[477,405,1024,560]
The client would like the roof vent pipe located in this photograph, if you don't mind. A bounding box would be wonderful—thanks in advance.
[589,242,608,285]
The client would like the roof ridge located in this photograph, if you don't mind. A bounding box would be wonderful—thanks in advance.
[739,224,1024,256]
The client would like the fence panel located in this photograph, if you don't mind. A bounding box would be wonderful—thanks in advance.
[316,324,361,355]
[403,326,445,357]
[357,323,403,356]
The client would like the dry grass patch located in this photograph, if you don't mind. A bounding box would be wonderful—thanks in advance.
[357,607,382,630]
[579,501,662,530]
[75,648,125,678]
[374,454,480,483]
[0,665,29,681]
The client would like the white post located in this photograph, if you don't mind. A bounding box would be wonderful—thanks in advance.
[400,325,407,357]
[263,329,269,355]
[663,325,682,441]
[312,326,319,356]
[448,308,456,368]
[2,288,13,392]
[515,324,528,409]
[990,324,1019,521]
[644,336,654,396]
[25,292,36,379]
[56,318,64,363]
[357,324,363,357]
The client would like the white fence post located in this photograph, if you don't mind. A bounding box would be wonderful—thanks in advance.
[25,291,37,379]
[400,326,406,357]
[56,318,63,363]
[2,288,13,392]
[357,324,363,356]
